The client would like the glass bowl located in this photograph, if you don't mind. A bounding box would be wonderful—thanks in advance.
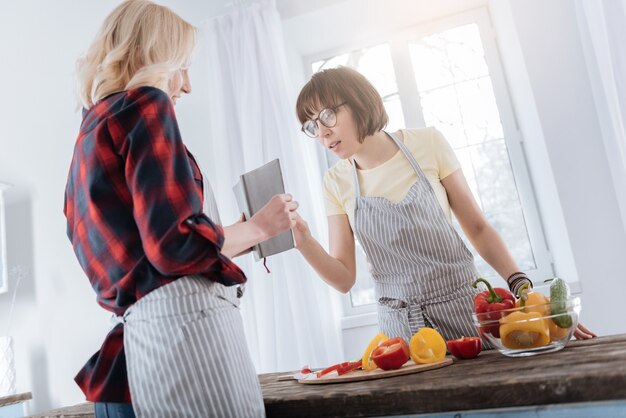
[472,296,581,357]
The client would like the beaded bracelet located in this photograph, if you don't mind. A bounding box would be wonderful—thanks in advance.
[507,272,533,297]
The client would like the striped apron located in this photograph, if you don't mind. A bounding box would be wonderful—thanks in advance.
[352,131,482,344]
[122,177,265,417]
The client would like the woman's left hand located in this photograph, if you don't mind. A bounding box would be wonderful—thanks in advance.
[574,322,597,340]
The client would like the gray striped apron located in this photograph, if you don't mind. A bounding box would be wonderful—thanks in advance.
[352,131,482,344]
[121,177,265,417]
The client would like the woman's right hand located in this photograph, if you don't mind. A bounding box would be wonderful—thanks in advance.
[249,194,298,239]
[292,212,313,249]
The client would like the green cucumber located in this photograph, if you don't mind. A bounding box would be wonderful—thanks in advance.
[548,278,572,328]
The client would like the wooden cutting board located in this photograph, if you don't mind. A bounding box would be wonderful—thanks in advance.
[297,357,453,384]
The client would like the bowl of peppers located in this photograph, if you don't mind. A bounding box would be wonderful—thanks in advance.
[471,278,581,357]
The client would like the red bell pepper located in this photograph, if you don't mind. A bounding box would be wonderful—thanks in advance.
[371,337,410,370]
[446,336,482,359]
[472,278,515,338]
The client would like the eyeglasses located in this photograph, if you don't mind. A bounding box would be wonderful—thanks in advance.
[301,102,346,138]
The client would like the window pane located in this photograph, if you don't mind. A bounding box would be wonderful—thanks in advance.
[383,94,404,133]
[410,24,488,91]
[418,78,503,147]
[488,208,536,273]
[456,77,504,144]
[441,24,489,82]
[419,86,467,148]
[469,140,537,274]
[470,140,520,214]
[313,53,349,73]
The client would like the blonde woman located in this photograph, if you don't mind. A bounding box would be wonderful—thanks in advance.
[65,1,296,416]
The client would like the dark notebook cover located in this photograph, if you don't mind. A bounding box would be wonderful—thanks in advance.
[233,159,295,261]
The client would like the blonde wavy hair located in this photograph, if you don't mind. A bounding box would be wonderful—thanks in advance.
[76,0,196,109]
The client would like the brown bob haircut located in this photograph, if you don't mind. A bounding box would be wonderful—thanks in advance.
[296,67,388,142]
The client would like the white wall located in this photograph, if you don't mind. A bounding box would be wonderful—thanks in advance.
[1,3,120,414]
[1,0,626,414]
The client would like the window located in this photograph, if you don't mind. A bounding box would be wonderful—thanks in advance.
[306,9,553,317]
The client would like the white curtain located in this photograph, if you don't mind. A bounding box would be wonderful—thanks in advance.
[200,0,344,373]
[576,0,626,233]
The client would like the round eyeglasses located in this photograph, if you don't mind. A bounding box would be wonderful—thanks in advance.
[301,102,346,138]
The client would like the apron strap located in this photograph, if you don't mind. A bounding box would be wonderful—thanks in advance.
[350,158,362,199]
[350,130,428,202]
[385,131,427,182]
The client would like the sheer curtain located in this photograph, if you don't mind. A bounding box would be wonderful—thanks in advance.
[200,0,344,373]
[576,0,626,232]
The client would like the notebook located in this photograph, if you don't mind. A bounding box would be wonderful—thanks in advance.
[232,158,295,261]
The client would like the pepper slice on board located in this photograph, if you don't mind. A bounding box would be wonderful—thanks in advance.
[337,361,362,376]
[409,327,446,364]
[446,336,482,360]
[371,338,410,371]
[316,363,341,378]
[361,333,389,371]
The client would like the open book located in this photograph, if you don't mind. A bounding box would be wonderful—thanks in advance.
[233,159,295,261]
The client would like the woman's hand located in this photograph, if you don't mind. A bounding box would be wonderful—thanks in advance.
[292,212,312,249]
[249,194,299,239]
[222,196,297,259]
[573,322,597,340]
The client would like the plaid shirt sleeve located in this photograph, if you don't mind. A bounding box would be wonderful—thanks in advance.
[107,87,245,283]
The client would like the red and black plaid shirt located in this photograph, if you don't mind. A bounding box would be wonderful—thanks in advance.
[64,86,246,403]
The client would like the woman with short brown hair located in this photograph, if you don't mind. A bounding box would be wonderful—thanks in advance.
[293,66,595,346]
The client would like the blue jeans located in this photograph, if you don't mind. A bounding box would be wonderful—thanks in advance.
[94,402,136,418]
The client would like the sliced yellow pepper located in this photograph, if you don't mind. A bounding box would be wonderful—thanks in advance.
[362,333,388,371]
[515,291,549,315]
[409,328,446,364]
[549,319,570,341]
[499,311,550,349]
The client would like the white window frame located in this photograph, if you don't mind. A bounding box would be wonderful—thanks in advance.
[302,8,553,322]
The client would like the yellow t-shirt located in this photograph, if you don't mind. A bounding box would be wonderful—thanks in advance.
[322,127,461,230]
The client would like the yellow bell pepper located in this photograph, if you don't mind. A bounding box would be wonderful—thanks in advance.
[549,320,570,341]
[500,282,550,349]
[515,291,549,315]
[361,333,389,371]
[409,327,446,364]
[499,311,550,349]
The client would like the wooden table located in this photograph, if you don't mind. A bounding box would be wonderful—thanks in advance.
[260,334,626,417]
[29,334,626,417]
